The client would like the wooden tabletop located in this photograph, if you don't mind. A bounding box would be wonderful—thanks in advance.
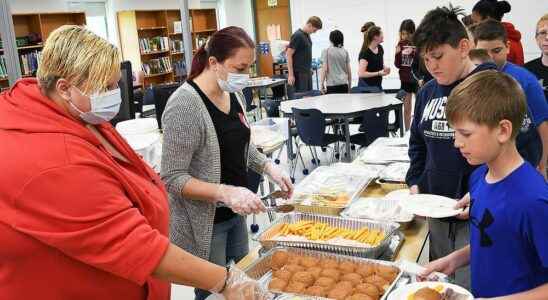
[279,93,402,115]
[237,183,429,269]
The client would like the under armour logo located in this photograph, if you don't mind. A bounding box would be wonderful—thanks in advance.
[470,199,494,247]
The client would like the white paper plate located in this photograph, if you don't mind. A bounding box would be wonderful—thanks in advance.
[400,194,461,218]
[387,281,473,300]
[383,189,411,201]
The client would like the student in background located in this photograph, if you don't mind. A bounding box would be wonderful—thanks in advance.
[406,5,497,289]
[287,16,322,92]
[473,20,548,178]
[360,21,376,36]
[358,26,390,90]
[320,30,351,94]
[469,48,493,65]
[471,0,524,65]
[525,14,548,103]
[395,19,417,129]
[421,70,548,299]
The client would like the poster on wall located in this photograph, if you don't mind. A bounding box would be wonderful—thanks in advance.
[268,0,278,7]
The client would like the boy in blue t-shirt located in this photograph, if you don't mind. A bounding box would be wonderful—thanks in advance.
[473,19,548,177]
[421,70,548,299]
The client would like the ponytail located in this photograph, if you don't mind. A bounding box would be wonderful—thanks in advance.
[361,26,381,52]
[188,45,208,80]
[186,26,254,81]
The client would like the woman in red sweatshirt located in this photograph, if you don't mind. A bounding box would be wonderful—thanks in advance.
[471,0,524,65]
[0,25,268,300]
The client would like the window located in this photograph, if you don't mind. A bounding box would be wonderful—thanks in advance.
[67,1,109,40]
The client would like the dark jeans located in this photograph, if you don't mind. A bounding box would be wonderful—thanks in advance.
[326,84,349,94]
[294,70,312,92]
[194,215,249,300]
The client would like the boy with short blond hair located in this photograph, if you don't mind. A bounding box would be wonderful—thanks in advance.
[422,70,548,299]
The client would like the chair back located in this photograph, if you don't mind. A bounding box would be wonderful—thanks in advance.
[359,108,390,146]
[292,108,326,146]
[153,82,180,129]
[242,87,256,112]
[263,99,280,117]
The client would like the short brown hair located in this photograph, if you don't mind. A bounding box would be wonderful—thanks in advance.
[446,70,526,139]
[307,16,323,29]
[537,13,548,31]
[468,48,493,64]
[472,19,508,44]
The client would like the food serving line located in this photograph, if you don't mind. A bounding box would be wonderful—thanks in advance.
[233,133,470,300]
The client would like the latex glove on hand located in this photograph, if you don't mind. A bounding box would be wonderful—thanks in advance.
[264,161,294,198]
[215,184,266,215]
[210,265,273,300]
[418,255,457,281]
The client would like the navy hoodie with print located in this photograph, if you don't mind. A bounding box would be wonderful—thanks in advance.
[406,63,497,199]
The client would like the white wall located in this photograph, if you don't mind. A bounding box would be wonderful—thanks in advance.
[290,0,547,89]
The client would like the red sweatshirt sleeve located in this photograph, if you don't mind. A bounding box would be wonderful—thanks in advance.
[11,164,169,285]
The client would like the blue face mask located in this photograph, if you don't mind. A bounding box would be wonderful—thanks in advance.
[68,87,122,124]
[216,64,250,93]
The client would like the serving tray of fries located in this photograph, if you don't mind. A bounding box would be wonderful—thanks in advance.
[254,213,400,258]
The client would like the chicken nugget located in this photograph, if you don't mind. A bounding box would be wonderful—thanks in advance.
[287,253,302,265]
[271,250,289,270]
[300,256,320,268]
[307,266,322,279]
[339,261,357,273]
[364,275,389,292]
[305,285,327,297]
[314,276,336,289]
[273,269,293,281]
[327,286,352,300]
[356,263,375,278]
[268,278,287,292]
[333,281,353,291]
[283,264,305,274]
[355,283,380,299]
[320,268,341,281]
[346,293,375,300]
[341,272,363,286]
[285,281,307,294]
[291,271,315,287]
[319,258,339,269]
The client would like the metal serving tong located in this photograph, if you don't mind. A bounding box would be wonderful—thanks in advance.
[261,190,294,213]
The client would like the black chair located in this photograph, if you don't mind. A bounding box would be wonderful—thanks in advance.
[111,61,135,126]
[242,87,259,120]
[152,82,180,129]
[292,108,345,175]
[349,108,390,148]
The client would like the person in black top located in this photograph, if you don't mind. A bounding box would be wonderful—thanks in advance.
[525,14,548,103]
[358,26,390,89]
[287,16,322,92]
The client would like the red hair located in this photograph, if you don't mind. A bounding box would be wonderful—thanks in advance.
[188,26,255,80]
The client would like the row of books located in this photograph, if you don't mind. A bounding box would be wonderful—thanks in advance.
[20,51,42,76]
[139,37,170,53]
[173,60,187,78]
[171,39,184,53]
[0,56,7,79]
[142,57,172,76]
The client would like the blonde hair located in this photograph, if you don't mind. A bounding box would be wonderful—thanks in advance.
[446,70,526,139]
[37,25,120,95]
[537,13,548,29]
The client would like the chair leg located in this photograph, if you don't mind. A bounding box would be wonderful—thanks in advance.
[298,144,309,175]
[312,147,321,165]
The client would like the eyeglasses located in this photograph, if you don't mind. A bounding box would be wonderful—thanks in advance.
[536,30,548,38]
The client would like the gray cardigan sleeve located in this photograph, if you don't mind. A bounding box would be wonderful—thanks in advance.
[160,92,203,197]
[248,143,268,174]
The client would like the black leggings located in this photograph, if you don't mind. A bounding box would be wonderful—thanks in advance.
[326,84,349,94]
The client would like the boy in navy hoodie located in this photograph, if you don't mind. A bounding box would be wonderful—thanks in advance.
[421,70,548,299]
[473,20,548,178]
[405,5,496,288]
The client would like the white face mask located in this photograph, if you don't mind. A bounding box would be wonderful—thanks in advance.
[68,87,122,124]
[216,65,250,93]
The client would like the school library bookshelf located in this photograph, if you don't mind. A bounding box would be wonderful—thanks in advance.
[0,12,86,91]
[117,9,217,88]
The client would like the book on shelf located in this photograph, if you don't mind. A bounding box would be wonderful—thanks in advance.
[173,21,182,34]
[139,36,169,53]
[173,59,187,78]
[0,55,7,79]
[170,39,184,53]
[142,56,172,76]
[19,51,42,76]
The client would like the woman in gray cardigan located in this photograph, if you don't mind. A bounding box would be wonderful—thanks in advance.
[161,27,292,300]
